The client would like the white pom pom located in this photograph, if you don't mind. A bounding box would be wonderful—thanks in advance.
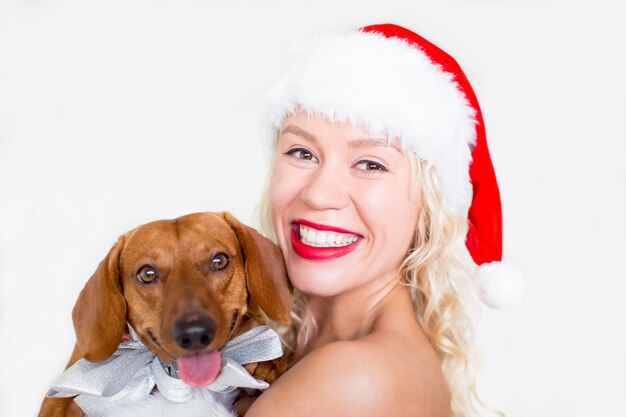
[474,261,525,309]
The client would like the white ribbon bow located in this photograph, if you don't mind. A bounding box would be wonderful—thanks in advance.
[47,326,283,417]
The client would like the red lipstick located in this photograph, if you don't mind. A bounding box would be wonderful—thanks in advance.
[290,221,362,261]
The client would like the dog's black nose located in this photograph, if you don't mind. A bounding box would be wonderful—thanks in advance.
[172,314,216,351]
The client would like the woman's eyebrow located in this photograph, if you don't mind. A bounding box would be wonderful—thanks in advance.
[280,125,317,142]
[348,137,400,151]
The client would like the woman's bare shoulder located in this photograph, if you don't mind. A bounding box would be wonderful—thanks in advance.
[245,337,450,417]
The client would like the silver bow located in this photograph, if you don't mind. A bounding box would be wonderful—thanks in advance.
[47,326,283,417]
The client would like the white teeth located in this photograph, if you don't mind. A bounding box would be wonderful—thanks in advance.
[298,225,359,247]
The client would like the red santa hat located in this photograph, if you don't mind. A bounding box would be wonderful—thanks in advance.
[264,23,523,309]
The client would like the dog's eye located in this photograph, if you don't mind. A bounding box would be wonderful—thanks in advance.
[210,253,230,271]
[136,266,159,283]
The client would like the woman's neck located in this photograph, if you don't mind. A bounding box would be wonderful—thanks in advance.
[302,272,412,352]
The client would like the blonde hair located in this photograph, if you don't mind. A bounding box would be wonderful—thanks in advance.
[256,150,492,417]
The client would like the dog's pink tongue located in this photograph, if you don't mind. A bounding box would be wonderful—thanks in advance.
[177,351,222,387]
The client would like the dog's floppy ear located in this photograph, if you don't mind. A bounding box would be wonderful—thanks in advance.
[222,212,292,324]
[72,235,127,362]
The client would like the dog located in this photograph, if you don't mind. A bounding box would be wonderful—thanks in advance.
[38,212,292,417]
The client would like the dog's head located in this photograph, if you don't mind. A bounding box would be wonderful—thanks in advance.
[72,212,292,386]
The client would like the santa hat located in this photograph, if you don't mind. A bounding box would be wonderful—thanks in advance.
[264,23,523,309]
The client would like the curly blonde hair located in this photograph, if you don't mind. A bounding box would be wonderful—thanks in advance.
[256,150,492,417]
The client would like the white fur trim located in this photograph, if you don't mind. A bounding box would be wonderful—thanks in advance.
[107,390,238,417]
[263,29,477,214]
[474,261,525,309]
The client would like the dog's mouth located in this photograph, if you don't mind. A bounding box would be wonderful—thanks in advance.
[145,327,223,387]
[140,310,242,388]
[176,311,240,387]
[176,352,222,387]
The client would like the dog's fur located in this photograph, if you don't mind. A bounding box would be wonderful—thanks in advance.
[38,212,292,417]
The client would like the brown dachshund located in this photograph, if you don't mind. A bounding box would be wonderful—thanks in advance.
[38,212,292,417]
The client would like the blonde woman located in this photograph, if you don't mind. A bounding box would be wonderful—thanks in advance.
[242,24,522,417]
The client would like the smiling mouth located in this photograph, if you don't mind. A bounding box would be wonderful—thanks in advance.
[290,221,362,261]
[297,224,360,247]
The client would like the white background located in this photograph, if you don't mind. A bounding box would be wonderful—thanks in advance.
[1,0,625,416]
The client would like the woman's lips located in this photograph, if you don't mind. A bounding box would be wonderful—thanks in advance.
[290,221,362,261]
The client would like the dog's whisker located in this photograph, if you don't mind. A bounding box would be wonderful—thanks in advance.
[225,310,241,343]
[231,310,240,330]
[145,328,177,361]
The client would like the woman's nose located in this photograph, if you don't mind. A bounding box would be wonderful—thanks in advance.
[300,163,350,211]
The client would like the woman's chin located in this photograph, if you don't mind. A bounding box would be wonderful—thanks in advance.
[287,268,351,298]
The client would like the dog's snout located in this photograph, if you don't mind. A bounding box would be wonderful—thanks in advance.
[172,314,217,351]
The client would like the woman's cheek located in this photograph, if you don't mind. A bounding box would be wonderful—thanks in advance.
[355,180,419,246]
[354,183,396,219]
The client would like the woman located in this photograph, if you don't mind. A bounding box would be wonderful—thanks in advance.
[243,24,521,417]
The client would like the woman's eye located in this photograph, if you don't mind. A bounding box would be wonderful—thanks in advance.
[285,148,318,162]
[210,253,230,271]
[136,266,159,284]
[354,160,388,172]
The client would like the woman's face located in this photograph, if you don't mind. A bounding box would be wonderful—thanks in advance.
[269,112,420,298]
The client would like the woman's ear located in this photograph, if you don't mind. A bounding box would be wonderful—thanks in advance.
[221,212,293,324]
[72,235,127,362]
